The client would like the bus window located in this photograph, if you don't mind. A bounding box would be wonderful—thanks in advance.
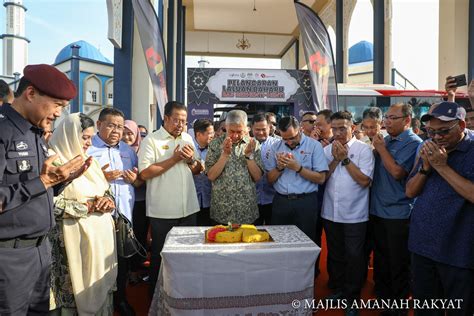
[339,96,377,122]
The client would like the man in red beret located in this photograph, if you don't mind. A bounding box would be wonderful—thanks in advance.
[0,64,92,314]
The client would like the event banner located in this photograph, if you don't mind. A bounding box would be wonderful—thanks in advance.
[294,1,339,112]
[131,0,168,119]
[206,69,300,102]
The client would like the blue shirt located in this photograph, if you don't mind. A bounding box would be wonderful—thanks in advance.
[266,134,328,195]
[370,129,422,219]
[256,136,278,205]
[193,139,211,209]
[408,136,474,269]
[88,135,138,221]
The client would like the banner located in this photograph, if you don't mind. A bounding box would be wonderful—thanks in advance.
[131,0,168,119]
[206,69,299,102]
[294,1,339,112]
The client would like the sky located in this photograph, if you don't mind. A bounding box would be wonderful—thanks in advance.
[0,0,438,89]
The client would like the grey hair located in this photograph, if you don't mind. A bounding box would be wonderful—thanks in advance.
[362,107,383,122]
[226,110,247,126]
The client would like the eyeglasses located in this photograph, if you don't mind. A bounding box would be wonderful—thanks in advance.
[105,123,125,131]
[170,118,187,126]
[426,121,458,137]
[302,119,317,125]
[383,115,407,121]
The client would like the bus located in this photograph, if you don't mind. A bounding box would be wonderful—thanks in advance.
[338,84,471,122]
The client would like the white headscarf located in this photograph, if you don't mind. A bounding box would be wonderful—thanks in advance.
[49,113,109,203]
[49,113,117,315]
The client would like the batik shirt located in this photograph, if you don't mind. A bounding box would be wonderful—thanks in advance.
[205,135,264,224]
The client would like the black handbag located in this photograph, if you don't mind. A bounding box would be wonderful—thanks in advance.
[115,208,147,258]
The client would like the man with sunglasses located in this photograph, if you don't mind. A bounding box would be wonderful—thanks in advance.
[369,103,422,314]
[266,116,328,244]
[406,102,473,316]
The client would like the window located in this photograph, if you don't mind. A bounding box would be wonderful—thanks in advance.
[83,75,101,104]
[105,79,114,105]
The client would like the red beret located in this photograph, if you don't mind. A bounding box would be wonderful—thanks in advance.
[23,64,77,100]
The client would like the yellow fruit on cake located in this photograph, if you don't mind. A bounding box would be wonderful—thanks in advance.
[242,228,270,243]
[214,229,243,243]
[240,224,257,230]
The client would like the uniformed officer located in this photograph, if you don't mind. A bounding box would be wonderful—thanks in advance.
[0,64,93,315]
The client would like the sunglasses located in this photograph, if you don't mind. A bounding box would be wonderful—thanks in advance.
[426,121,458,137]
[302,119,317,124]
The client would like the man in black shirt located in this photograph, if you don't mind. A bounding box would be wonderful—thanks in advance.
[0,64,92,314]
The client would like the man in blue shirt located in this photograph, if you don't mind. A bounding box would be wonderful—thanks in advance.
[369,103,422,310]
[267,116,328,241]
[252,113,278,225]
[87,108,139,316]
[406,102,474,316]
[192,119,214,226]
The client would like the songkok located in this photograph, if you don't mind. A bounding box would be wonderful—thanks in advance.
[23,64,77,100]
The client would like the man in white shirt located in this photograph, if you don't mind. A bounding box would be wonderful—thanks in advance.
[138,101,202,297]
[322,111,375,316]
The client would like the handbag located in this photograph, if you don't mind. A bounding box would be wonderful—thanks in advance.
[115,207,147,258]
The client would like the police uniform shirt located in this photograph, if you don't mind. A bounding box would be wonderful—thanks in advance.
[0,104,54,239]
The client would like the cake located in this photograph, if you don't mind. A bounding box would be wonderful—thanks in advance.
[206,224,270,243]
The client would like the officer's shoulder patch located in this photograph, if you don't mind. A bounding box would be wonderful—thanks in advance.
[0,113,5,120]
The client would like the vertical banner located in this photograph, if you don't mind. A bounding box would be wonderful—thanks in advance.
[131,0,168,119]
[294,1,339,112]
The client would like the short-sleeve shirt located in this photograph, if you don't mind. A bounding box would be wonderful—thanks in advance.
[88,135,138,221]
[322,138,375,223]
[408,136,474,269]
[138,128,200,219]
[256,136,278,205]
[370,129,422,219]
[205,135,264,224]
[266,134,328,195]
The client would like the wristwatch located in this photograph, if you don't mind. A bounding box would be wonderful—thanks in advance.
[186,158,196,165]
[245,153,254,160]
[341,158,351,166]
[418,168,431,176]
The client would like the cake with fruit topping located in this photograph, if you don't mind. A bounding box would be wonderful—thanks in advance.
[206,224,270,243]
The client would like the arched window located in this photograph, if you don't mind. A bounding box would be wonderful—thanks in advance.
[83,74,101,105]
[105,78,113,105]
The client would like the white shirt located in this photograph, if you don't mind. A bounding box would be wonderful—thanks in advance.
[138,128,200,219]
[322,138,375,223]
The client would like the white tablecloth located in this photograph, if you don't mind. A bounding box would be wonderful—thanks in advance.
[148,225,320,316]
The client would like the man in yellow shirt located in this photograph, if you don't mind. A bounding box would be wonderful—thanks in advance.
[138,101,202,297]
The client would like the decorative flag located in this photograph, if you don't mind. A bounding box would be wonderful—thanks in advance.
[131,0,168,119]
[294,1,339,112]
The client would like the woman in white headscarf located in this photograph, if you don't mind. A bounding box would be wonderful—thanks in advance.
[48,113,118,316]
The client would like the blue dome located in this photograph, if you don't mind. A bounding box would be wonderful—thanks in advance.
[55,40,112,64]
[349,41,373,64]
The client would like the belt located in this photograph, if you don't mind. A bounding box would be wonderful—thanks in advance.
[276,192,316,200]
[0,236,46,249]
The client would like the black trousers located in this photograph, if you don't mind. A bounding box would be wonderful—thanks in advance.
[0,239,51,315]
[197,207,211,226]
[116,255,130,303]
[149,213,197,297]
[255,203,272,225]
[131,200,149,272]
[412,253,474,316]
[370,215,410,300]
[315,187,325,279]
[271,192,318,242]
[323,219,367,301]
